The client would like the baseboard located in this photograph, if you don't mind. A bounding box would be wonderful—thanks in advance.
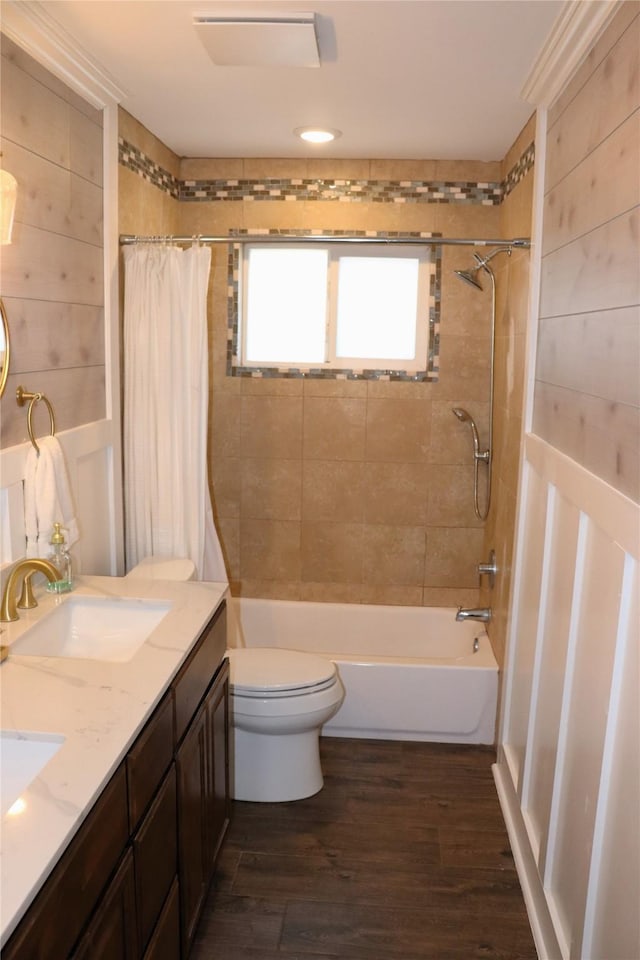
[493,762,563,960]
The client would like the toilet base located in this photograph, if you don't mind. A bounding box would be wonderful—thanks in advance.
[231,726,323,802]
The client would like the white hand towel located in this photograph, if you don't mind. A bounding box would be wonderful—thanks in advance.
[23,436,80,558]
[43,436,80,549]
[24,444,40,558]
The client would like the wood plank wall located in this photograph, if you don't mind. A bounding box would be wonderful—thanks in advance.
[532,4,640,503]
[495,7,640,959]
[0,34,106,449]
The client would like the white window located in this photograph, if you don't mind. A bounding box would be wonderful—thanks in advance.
[239,242,430,373]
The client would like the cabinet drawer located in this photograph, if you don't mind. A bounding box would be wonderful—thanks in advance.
[3,766,129,960]
[142,879,180,960]
[133,765,177,953]
[127,692,174,830]
[174,601,226,743]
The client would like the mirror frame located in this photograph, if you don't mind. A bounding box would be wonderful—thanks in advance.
[0,297,10,398]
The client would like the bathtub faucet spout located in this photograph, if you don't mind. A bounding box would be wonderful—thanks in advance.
[456,606,492,623]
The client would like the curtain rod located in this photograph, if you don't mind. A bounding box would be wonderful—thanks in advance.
[119,234,531,249]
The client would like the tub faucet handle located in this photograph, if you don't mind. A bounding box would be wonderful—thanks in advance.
[477,549,497,588]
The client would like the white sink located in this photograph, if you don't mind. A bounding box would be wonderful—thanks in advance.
[1,730,65,817]
[10,596,172,663]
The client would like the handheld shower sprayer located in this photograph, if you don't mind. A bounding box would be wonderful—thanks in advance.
[452,408,489,464]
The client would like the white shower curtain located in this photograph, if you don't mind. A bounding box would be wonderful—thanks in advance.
[123,243,227,582]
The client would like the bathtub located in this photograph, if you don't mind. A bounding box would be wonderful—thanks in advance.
[227,599,498,744]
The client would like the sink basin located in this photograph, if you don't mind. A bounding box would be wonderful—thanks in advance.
[1,730,65,816]
[10,596,172,663]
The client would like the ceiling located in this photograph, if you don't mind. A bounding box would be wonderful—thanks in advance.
[39,0,564,161]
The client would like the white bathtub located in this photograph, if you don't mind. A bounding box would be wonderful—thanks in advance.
[228,599,498,745]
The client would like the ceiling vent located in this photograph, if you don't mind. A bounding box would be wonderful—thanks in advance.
[193,13,320,67]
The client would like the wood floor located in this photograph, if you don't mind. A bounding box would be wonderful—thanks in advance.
[191,738,537,960]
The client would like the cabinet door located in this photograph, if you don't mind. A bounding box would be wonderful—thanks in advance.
[133,765,177,953]
[71,850,137,960]
[207,660,230,869]
[176,699,208,956]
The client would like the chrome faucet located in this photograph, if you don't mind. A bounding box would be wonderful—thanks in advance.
[0,558,61,622]
[456,606,492,623]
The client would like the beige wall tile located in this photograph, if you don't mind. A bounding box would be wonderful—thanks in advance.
[240,519,301,580]
[215,517,239,580]
[241,377,304,396]
[360,584,424,606]
[363,462,428,525]
[301,522,363,583]
[424,527,485,588]
[362,525,425,586]
[422,586,480,608]
[210,457,241,520]
[427,464,483,528]
[302,461,365,523]
[303,378,368,398]
[301,582,363,603]
[211,393,242,458]
[237,580,302,600]
[365,399,431,462]
[436,336,491,400]
[303,397,367,460]
[241,395,303,459]
[240,458,302,521]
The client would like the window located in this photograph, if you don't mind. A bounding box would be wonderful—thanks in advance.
[237,241,433,377]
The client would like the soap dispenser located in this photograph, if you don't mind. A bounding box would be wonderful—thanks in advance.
[46,522,73,593]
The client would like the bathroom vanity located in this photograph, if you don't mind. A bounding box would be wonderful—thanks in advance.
[0,576,230,959]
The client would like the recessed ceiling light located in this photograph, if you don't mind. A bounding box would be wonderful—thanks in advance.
[295,127,342,144]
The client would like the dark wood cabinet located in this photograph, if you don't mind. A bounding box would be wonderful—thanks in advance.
[70,849,138,960]
[1,767,129,960]
[176,643,230,956]
[3,599,229,960]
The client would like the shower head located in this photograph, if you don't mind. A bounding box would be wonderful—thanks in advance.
[452,407,471,422]
[454,268,484,291]
[454,246,513,291]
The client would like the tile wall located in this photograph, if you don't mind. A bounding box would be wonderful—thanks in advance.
[118,113,536,658]
[479,115,535,667]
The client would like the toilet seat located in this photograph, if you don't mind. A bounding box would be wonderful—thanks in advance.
[227,647,338,698]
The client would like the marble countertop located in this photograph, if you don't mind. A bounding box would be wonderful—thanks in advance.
[0,575,228,947]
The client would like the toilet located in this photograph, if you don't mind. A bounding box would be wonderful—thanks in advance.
[125,556,197,581]
[227,647,344,803]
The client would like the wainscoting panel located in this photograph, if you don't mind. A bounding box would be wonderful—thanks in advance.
[496,433,639,960]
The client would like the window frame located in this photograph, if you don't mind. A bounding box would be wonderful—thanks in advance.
[228,230,441,383]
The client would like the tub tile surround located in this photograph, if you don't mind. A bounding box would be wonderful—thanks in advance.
[118,112,536,652]
[0,575,228,946]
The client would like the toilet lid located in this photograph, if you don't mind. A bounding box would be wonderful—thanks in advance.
[227,647,337,698]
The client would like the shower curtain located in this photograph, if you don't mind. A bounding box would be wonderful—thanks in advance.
[123,243,227,582]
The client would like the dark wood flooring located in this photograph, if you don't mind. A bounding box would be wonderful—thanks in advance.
[191,738,537,960]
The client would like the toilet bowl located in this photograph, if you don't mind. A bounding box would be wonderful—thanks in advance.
[126,556,196,581]
[227,647,344,802]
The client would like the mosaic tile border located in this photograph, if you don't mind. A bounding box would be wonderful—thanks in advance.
[503,142,535,198]
[183,178,502,204]
[226,229,441,383]
[119,138,180,198]
[118,139,535,206]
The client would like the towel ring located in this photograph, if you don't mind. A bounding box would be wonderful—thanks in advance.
[16,385,56,454]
